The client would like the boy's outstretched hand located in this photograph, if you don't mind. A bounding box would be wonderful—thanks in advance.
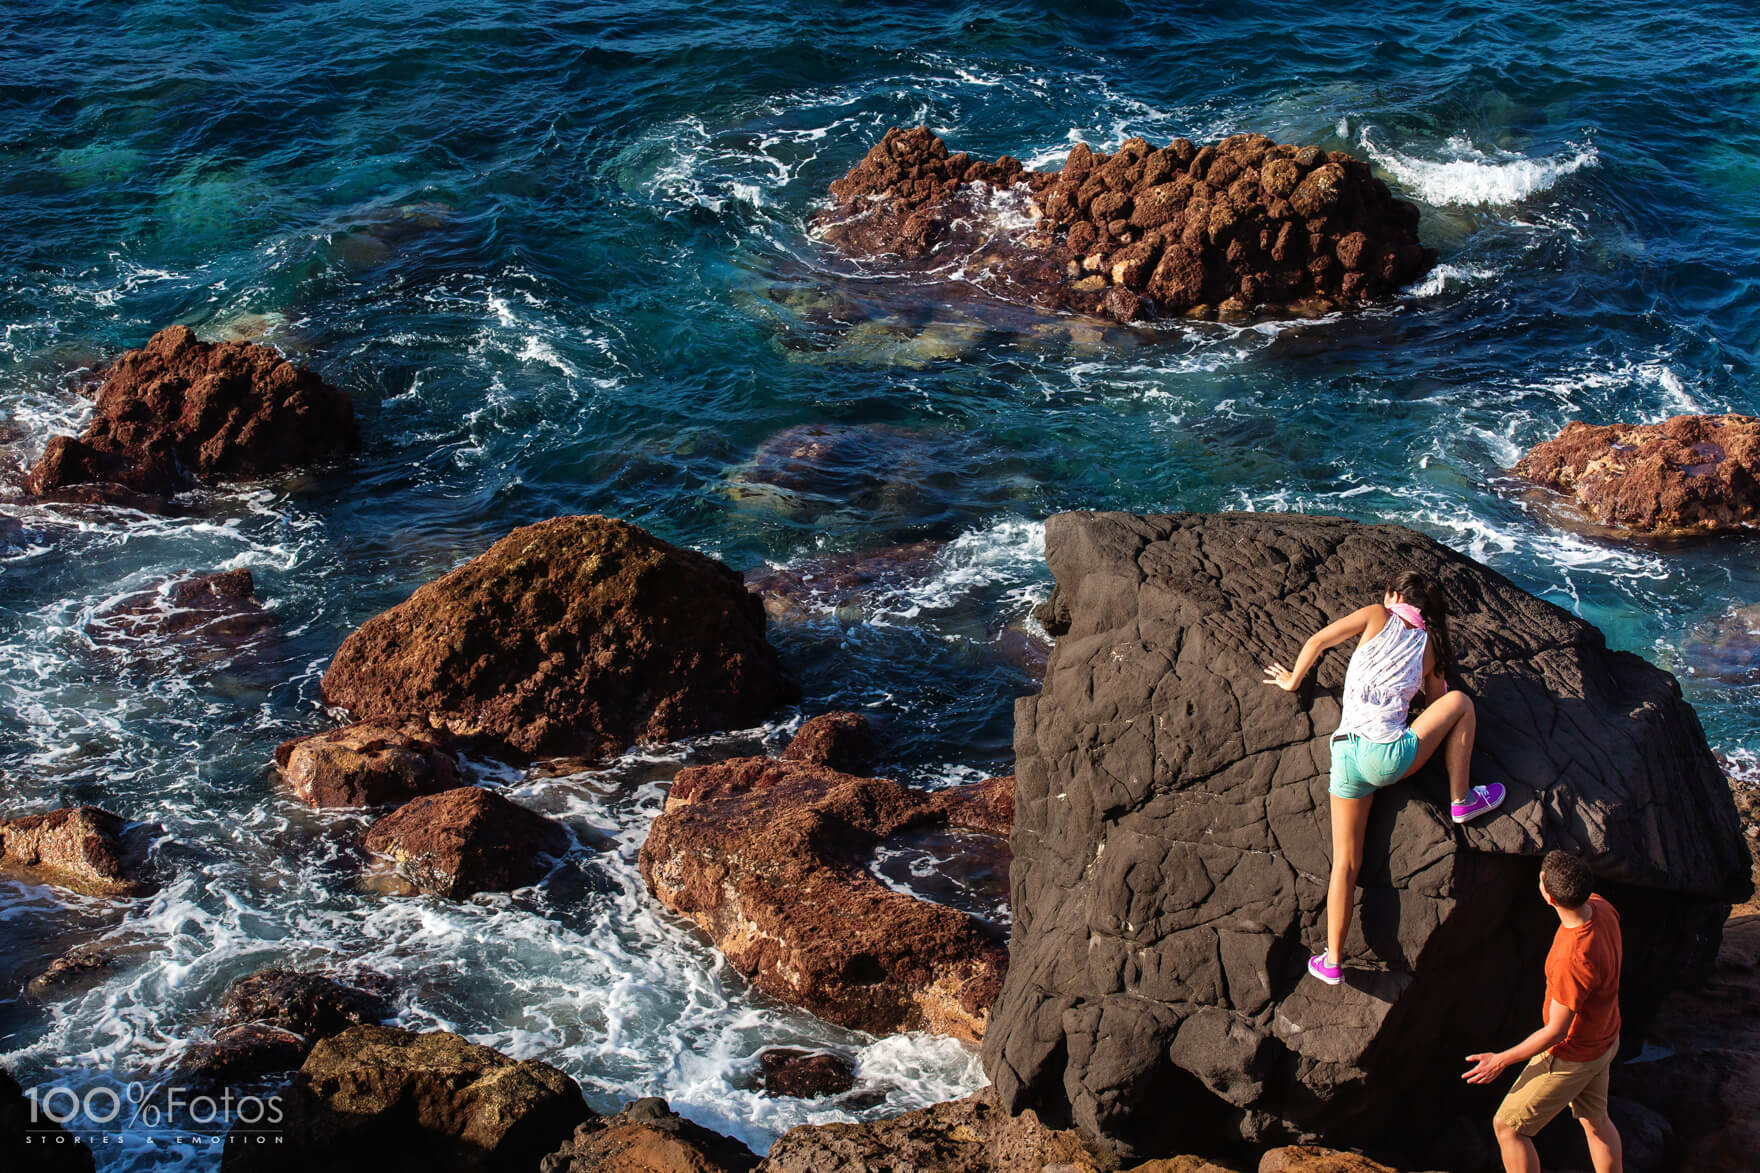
[1462,1052,1511,1084]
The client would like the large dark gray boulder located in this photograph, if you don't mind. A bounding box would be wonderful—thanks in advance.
[983,511,1751,1161]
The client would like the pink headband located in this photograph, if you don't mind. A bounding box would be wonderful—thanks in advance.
[1388,602,1426,630]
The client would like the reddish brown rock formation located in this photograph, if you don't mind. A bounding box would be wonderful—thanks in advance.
[0,805,156,896]
[180,967,396,1085]
[641,756,1010,1043]
[221,1024,591,1173]
[778,711,876,775]
[322,515,796,761]
[1512,412,1760,536]
[26,326,356,498]
[749,1048,857,1099]
[1256,1148,1396,1173]
[760,1086,1149,1173]
[360,787,569,898]
[818,127,1436,324]
[540,1097,760,1173]
[275,722,463,808]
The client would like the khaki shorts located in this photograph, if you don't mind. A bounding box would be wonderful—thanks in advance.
[1494,1039,1619,1136]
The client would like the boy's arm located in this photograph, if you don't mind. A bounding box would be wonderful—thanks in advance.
[1462,1000,1576,1084]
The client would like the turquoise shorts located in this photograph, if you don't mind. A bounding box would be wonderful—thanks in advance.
[1328,728,1419,799]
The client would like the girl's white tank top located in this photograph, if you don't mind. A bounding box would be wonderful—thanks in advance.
[1335,610,1428,743]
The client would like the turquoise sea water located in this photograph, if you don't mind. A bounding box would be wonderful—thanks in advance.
[2,1,1756,1165]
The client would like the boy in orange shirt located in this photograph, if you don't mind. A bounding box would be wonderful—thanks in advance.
[1463,850,1624,1173]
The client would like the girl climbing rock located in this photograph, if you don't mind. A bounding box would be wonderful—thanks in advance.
[1263,570,1505,985]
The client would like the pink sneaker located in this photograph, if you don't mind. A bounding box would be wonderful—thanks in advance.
[1451,783,1506,824]
[1308,953,1342,985]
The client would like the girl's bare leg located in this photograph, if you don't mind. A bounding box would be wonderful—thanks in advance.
[1326,792,1374,965]
[1401,691,1477,802]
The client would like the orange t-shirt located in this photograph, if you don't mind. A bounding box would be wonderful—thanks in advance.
[1543,893,1622,1061]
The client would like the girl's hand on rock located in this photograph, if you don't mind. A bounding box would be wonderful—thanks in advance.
[1263,662,1298,691]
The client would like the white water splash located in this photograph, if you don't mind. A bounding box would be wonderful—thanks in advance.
[1354,126,1598,207]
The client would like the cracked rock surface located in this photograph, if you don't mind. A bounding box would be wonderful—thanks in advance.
[982,511,1751,1159]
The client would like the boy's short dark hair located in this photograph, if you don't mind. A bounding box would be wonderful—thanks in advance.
[1541,850,1593,908]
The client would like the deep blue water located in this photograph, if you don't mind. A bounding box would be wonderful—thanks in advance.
[1,2,1756,1166]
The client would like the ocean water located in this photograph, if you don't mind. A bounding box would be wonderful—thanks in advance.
[2,1,1757,1165]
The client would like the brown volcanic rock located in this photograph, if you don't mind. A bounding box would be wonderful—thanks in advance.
[322,515,795,761]
[26,325,356,498]
[221,1024,592,1173]
[778,711,875,775]
[759,1086,1125,1173]
[540,1097,759,1173]
[983,511,1751,1160]
[222,967,395,1040]
[275,722,463,808]
[641,757,1009,1042]
[1512,412,1760,535]
[749,1048,857,1099]
[0,805,156,896]
[180,968,395,1086]
[819,127,1435,323]
[360,786,569,898]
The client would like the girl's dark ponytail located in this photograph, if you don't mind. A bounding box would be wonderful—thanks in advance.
[1386,569,1453,678]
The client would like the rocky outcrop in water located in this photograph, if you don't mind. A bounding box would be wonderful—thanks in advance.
[322,515,796,761]
[221,1024,591,1173]
[749,1048,857,1099]
[820,127,1436,323]
[540,1097,760,1173]
[360,787,569,898]
[640,723,1011,1043]
[983,511,1751,1160]
[179,968,397,1085]
[25,326,356,499]
[747,540,945,624]
[0,805,157,896]
[777,711,876,774]
[275,722,463,808]
[1513,412,1760,535]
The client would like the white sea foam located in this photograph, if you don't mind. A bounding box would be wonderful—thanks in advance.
[1355,127,1598,207]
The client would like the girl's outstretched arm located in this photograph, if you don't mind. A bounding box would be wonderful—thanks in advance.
[1263,603,1382,691]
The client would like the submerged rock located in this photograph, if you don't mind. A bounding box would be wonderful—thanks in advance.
[275,722,463,808]
[748,1048,858,1100]
[221,1024,591,1173]
[0,805,157,896]
[819,127,1436,324]
[1685,603,1760,683]
[540,1097,759,1173]
[641,755,1010,1042]
[746,540,946,624]
[1512,412,1760,536]
[322,515,796,761]
[983,511,1751,1159]
[25,325,357,499]
[360,787,570,898]
[92,568,278,664]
